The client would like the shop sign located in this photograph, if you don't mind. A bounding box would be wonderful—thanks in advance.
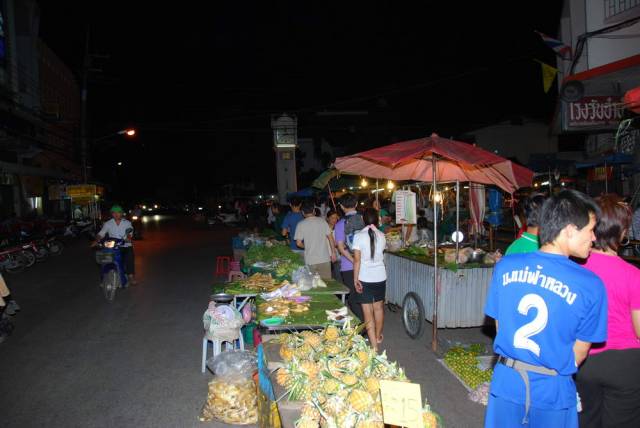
[72,196,96,206]
[588,166,613,182]
[66,184,96,199]
[380,380,423,428]
[564,96,624,130]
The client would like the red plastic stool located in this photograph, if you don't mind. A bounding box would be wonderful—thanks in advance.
[215,256,231,277]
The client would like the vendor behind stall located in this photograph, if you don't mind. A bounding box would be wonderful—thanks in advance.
[505,193,546,255]
[281,198,303,251]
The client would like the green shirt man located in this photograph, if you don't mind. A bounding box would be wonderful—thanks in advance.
[505,232,539,255]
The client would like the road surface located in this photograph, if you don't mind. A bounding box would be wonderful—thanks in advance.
[0,216,487,427]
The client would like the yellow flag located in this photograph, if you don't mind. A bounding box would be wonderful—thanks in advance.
[541,62,558,93]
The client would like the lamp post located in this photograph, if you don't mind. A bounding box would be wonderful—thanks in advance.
[82,128,136,182]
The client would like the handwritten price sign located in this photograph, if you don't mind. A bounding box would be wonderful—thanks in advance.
[379,380,422,428]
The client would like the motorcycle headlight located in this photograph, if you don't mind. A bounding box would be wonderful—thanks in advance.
[104,240,116,249]
[132,216,139,220]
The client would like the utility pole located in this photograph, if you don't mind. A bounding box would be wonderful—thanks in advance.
[80,27,90,183]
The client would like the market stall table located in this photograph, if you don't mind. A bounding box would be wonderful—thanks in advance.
[256,293,355,332]
[385,251,494,328]
[212,279,350,310]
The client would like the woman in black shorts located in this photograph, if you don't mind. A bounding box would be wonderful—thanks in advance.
[352,208,387,351]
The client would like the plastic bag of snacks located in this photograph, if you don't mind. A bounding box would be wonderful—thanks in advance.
[199,377,258,425]
[200,350,258,424]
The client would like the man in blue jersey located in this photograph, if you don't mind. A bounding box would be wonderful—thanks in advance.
[485,190,608,427]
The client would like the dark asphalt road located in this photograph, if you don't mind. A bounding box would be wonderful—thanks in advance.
[0,216,487,428]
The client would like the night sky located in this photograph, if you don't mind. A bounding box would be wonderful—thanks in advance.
[39,1,563,203]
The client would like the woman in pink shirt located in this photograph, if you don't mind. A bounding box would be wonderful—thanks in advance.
[576,194,640,428]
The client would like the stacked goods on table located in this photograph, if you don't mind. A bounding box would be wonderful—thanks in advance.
[443,344,494,405]
[257,294,348,327]
[243,244,304,278]
[394,245,502,271]
[258,297,310,318]
[275,324,441,428]
[242,273,280,292]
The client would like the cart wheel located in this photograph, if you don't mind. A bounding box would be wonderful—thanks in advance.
[402,292,425,339]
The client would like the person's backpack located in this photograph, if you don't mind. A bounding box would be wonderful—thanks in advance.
[344,212,365,253]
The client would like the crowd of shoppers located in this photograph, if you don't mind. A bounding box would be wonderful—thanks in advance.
[485,190,640,428]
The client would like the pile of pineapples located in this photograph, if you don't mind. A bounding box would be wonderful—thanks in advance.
[275,324,440,428]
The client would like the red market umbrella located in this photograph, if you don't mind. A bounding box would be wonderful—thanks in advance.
[624,86,640,114]
[334,133,533,193]
[335,133,533,351]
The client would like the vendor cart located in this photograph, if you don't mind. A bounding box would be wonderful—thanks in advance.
[335,133,533,350]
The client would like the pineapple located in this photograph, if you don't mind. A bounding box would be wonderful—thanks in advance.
[342,374,359,387]
[422,402,440,428]
[300,361,320,380]
[301,331,322,348]
[364,377,380,395]
[280,345,295,361]
[356,350,370,366]
[296,416,319,428]
[276,368,291,387]
[324,343,342,357]
[348,389,374,414]
[355,420,384,428]
[301,402,321,422]
[373,397,383,416]
[324,325,339,341]
[295,343,313,359]
[322,378,340,395]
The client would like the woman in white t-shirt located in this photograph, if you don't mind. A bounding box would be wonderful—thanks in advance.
[353,208,387,351]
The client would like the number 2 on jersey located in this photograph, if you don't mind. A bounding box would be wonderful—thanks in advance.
[513,294,548,356]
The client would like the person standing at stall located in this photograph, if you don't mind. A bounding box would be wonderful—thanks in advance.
[576,195,640,428]
[294,200,337,279]
[326,209,341,280]
[485,190,608,428]
[281,199,303,252]
[353,208,387,351]
[505,193,546,255]
[335,193,365,322]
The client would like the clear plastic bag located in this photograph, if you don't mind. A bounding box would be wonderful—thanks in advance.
[201,350,259,425]
[206,349,257,379]
[199,377,258,424]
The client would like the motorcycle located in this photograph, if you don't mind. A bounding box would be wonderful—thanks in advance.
[0,246,27,274]
[65,219,96,240]
[94,228,133,301]
[207,212,240,227]
[130,215,143,240]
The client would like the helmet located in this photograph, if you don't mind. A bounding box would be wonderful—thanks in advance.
[110,205,124,213]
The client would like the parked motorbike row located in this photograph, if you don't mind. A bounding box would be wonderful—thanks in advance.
[0,218,97,275]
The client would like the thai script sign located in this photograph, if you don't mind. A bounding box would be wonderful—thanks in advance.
[566,96,624,129]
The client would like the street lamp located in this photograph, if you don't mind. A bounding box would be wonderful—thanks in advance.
[83,128,136,182]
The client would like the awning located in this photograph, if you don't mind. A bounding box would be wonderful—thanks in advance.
[575,152,633,169]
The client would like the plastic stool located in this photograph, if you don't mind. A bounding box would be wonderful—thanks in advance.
[215,256,231,277]
[201,334,245,373]
[228,270,246,283]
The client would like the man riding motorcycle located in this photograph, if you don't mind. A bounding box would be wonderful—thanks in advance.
[92,205,137,285]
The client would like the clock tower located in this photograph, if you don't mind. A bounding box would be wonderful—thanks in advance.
[271,114,298,204]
